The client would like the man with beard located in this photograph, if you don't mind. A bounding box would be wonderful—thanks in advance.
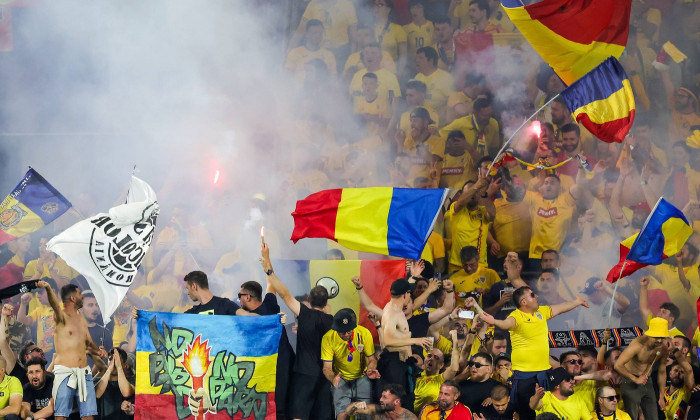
[81,291,113,352]
[439,130,480,190]
[345,384,417,419]
[550,97,595,156]
[555,124,596,178]
[558,350,612,413]
[21,357,54,420]
[456,352,499,412]
[473,384,516,420]
[661,351,695,420]
[414,331,460,412]
[530,367,591,419]
[440,98,501,157]
[484,253,528,321]
[615,317,671,420]
[419,380,472,419]
[41,282,105,420]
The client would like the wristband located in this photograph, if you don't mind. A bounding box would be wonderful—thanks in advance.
[444,289,454,293]
[356,286,363,290]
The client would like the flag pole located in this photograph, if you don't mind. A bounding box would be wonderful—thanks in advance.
[487,93,561,175]
[607,260,626,328]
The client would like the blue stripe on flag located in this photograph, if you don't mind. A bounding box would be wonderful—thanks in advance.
[387,188,446,259]
[14,169,72,224]
[560,57,628,111]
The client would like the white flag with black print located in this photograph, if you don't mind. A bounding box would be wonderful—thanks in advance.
[47,176,159,323]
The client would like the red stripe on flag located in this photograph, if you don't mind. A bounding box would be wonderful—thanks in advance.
[135,392,276,419]
[358,260,407,344]
[523,0,630,47]
[0,229,18,246]
[290,189,342,243]
[575,110,635,144]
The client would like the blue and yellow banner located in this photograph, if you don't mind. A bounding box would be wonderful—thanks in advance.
[0,168,71,244]
[135,311,282,420]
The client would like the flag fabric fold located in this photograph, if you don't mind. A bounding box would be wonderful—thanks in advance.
[291,188,447,259]
[501,0,631,86]
[47,176,159,322]
[606,198,693,282]
[0,168,72,245]
[560,57,636,143]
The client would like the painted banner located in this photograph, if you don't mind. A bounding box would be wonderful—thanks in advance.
[135,311,282,420]
[548,326,643,348]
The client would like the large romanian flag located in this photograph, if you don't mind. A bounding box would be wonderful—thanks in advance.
[0,168,71,245]
[135,311,282,420]
[607,198,693,282]
[501,0,631,86]
[291,188,447,260]
[560,57,635,143]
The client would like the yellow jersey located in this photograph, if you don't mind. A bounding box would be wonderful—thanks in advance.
[414,372,445,413]
[508,306,553,372]
[399,106,439,136]
[572,380,597,412]
[375,22,407,61]
[450,266,500,307]
[301,0,358,48]
[0,374,22,411]
[439,153,477,190]
[403,133,445,187]
[445,203,490,267]
[354,94,391,136]
[415,69,455,123]
[29,305,56,353]
[535,391,590,420]
[420,231,446,265]
[320,326,375,380]
[349,68,401,104]
[664,386,690,420]
[590,409,631,420]
[284,46,337,81]
[649,264,700,326]
[439,115,501,157]
[404,21,435,58]
[523,190,577,259]
[492,198,532,257]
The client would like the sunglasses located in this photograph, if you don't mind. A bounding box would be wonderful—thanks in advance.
[601,395,620,401]
[468,361,487,368]
[237,293,249,299]
[565,359,583,365]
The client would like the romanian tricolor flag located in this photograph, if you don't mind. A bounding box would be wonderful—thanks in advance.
[501,0,631,86]
[560,57,635,143]
[135,311,282,420]
[291,188,447,259]
[606,198,693,283]
[0,168,71,245]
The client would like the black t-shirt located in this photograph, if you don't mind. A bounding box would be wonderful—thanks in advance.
[484,281,516,320]
[293,304,333,376]
[408,312,431,356]
[458,378,499,412]
[185,295,240,315]
[23,374,54,419]
[11,363,27,386]
[251,293,295,368]
[474,401,517,420]
[97,380,134,420]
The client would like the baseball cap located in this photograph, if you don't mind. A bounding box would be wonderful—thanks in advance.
[549,367,574,388]
[332,308,357,333]
[390,278,412,296]
[581,277,600,295]
[410,107,435,124]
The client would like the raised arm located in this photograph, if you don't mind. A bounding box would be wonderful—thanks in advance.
[114,350,135,397]
[639,276,652,321]
[428,280,455,324]
[0,304,17,373]
[351,277,383,318]
[413,277,441,310]
[37,280,64,324]
[529,383,545,410]
[479,311,516,331]
[550,295,589,317]
[260,243,301,317]
[444,329,461,380]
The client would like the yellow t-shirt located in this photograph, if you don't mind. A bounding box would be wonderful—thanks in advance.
[349,68,402,104]
[509,306,553,372]
[447,91,474,119]
[453,2,473,30]
[664,386,690,420]
[375,22,407,61]
[354,94,391,136]
[414,372,445,412]
[284,46,337,81]
[344,50,396,76]
[535,391,591,420]
[29,305,56,353]
[439,153,477,190]
[572,379,597,412]
[645,313,685,337]
[445,203,490,267]
[399,106,439,136]
[23,257,79,281]
[403,133,445,187]
[451,266,500,307]
[320,326,375,380]
[301,0,357,48]
[492,198,532,257]
[0,374,22,411]
[439,115,501,157]
[420,231,446,264]
[692,327,699,346]
[524,190,577,259]
[415,69,455,123]
[590,409,631,420]
[404,21,435,58]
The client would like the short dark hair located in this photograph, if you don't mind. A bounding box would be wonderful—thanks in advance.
[603,347,622,363]
[512,286,532,309]
[325,249,345,260]
[241,281,263,301]
[560,123,580,137]
[660,302,681,321]
[60,284,80,302]
[442,379,461,395]
[417,46,439,66]
[542,122,554,132]
[362,72,378,81]
[544,173,561,183]
[309,285,329,308]
[536,413,562,420]
[432,15,451,25]
[493,331,508,342]
[184,271,209,290]
[676,335,692,350]
[460,246,479,263]
[477,156,493,168]
[306,19,324,31]
[469,0,490,13]
[539,267,560,282]
[24,356,45,370]
[473,97,492,114]
[406,79,428,93]
[383,383,407,400]
[553,95,568,108]
[473,352,493,365]
[447,130,466,141]
[542,249,559,259]
[490,383,509,400]
[672,141,692,155]
[19,342,37,364]
[577,346,597,359]
[559,351,580,363]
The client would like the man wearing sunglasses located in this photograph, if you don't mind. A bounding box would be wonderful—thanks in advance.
[479,286,588,420]
[592,386,630,420]
[530,367,591,419]
[558,350,612,413]
[455,352,499,412]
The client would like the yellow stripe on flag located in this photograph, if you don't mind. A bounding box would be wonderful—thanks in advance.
[1,197,47,237]
[663,41,687,63]
[660,217,694,256]
[309,260,362,316]
[572,80,635,124]
[336,188,392,255]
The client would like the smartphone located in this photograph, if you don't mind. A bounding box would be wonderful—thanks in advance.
[459,310,475,319]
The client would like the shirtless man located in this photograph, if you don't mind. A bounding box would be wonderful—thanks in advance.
[614,317,670,420]
[40,281,105,420]
[378,278,433,409]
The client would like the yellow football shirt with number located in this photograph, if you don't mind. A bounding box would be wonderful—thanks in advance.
[509,305,553,372]
[321,326,375,380]
[404,21,435,58]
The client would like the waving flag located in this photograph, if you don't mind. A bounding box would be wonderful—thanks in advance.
[291,188,447,259]
[560,57,635,143]
[501,0,631,86]
[47,176,158,322]
[0,168,71,245]
[606,198,693,282]
[135,311,281,420]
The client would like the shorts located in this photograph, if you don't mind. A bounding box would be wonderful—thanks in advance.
[54,371,98,418]
[331,376,371,417]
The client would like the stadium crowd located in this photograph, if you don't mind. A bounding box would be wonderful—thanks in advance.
[0,0,699,419]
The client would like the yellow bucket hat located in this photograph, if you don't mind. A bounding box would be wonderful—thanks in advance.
[645,317,670,338]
